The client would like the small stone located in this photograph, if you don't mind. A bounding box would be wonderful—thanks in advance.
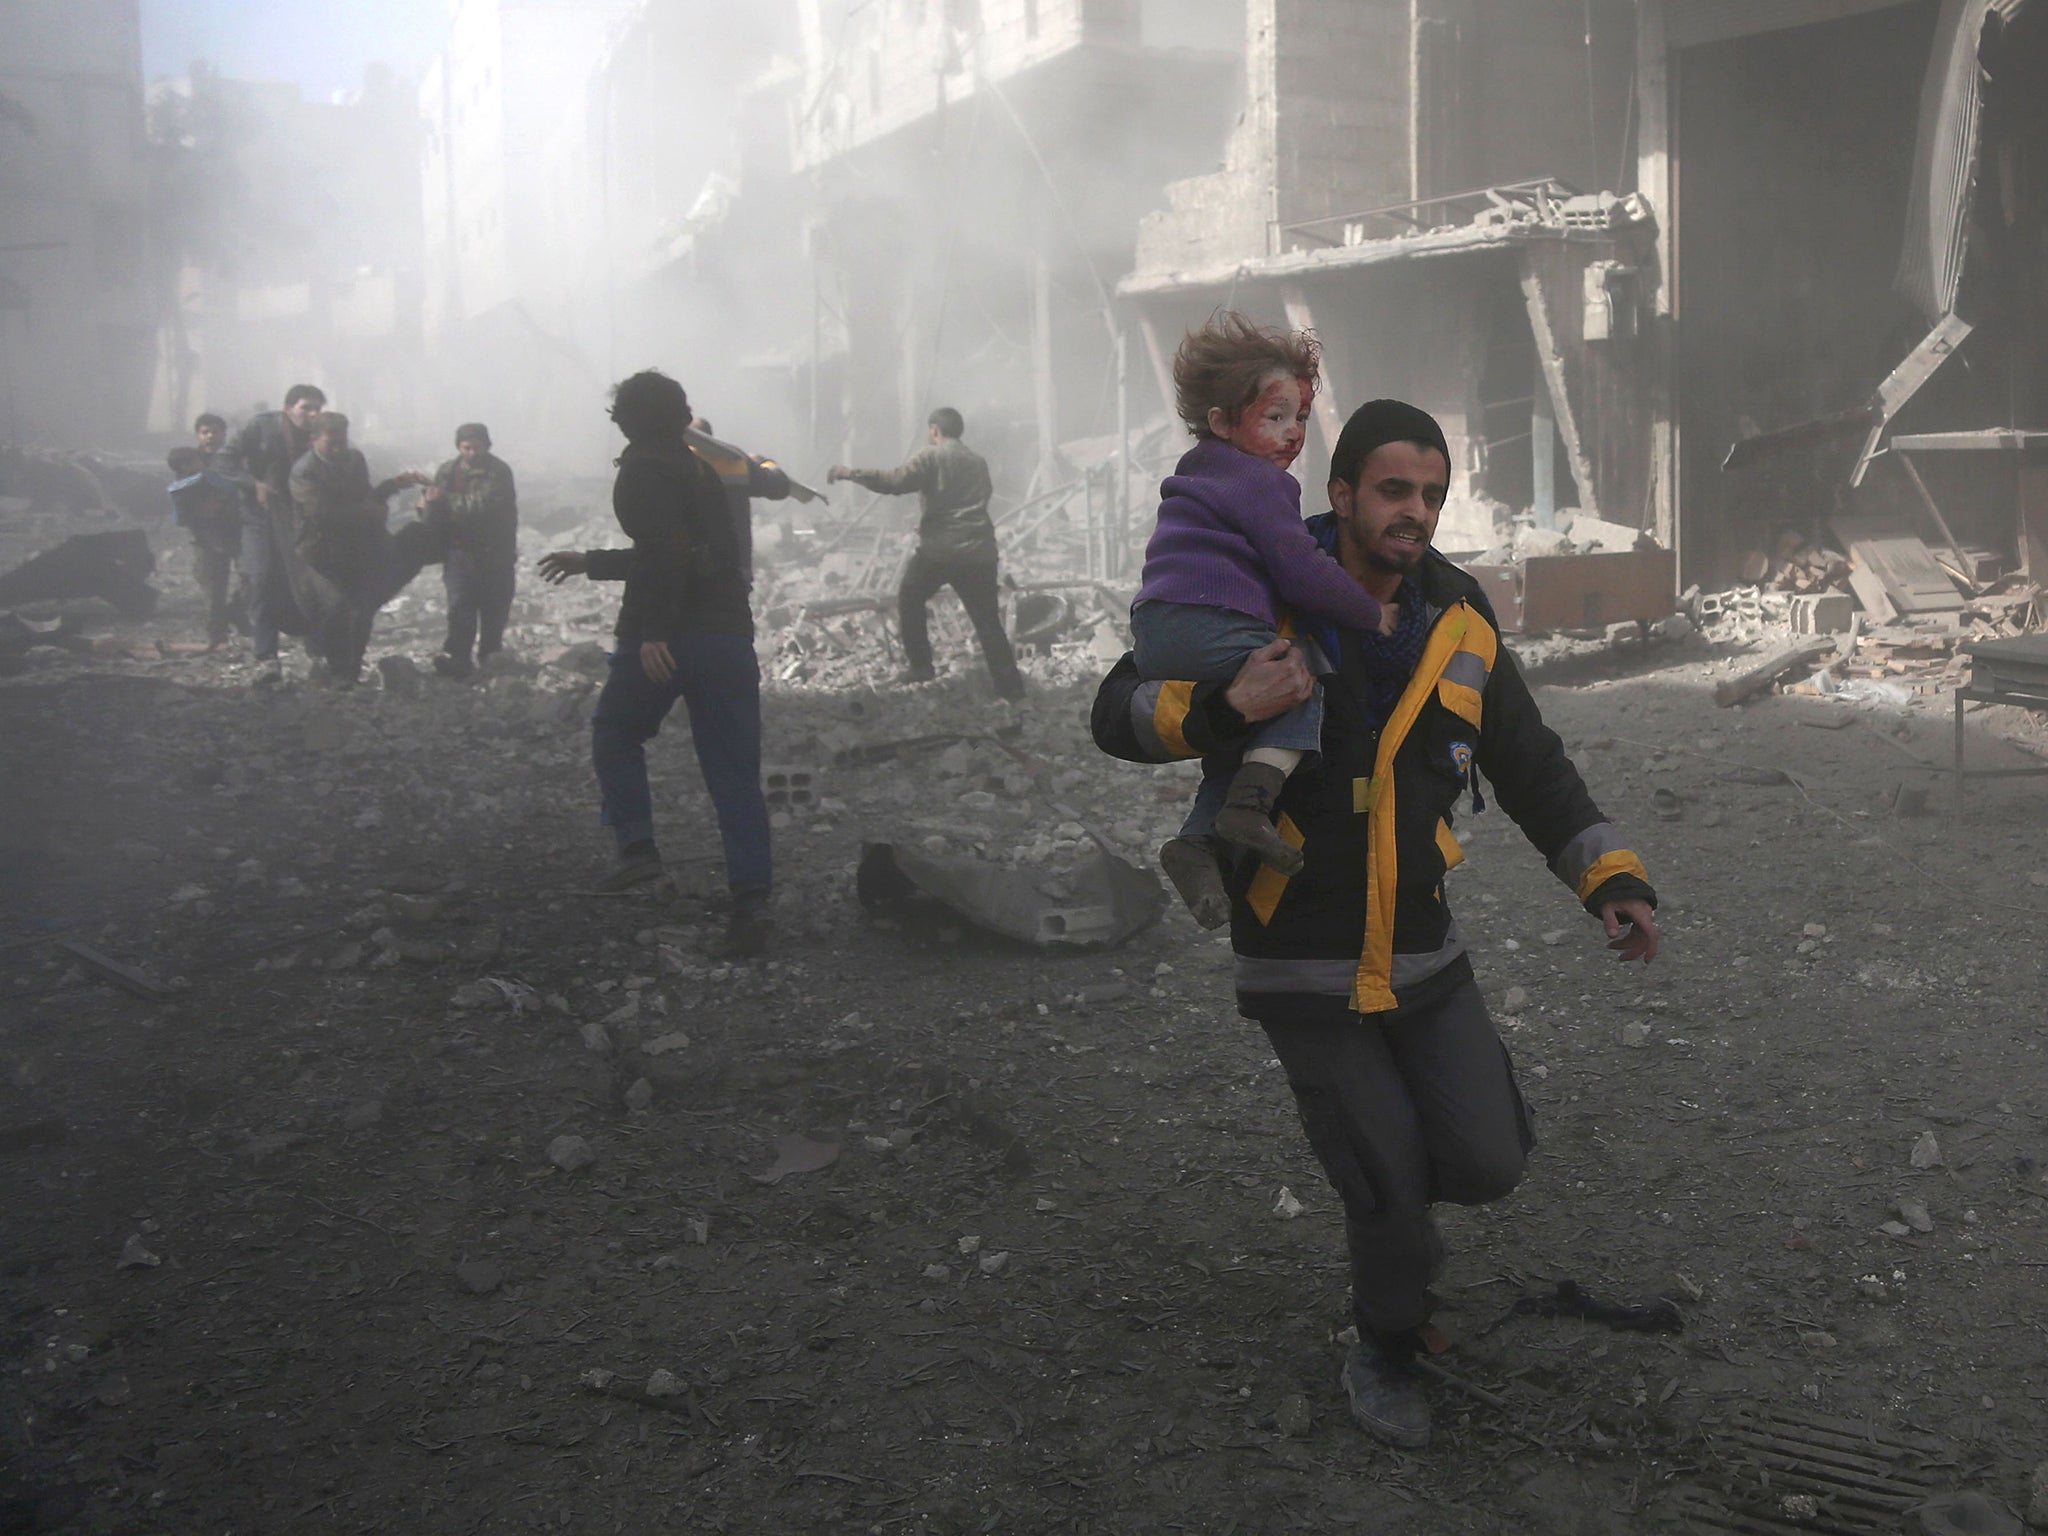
[644,1368,683,1398]
[389,888,446,925]
[1876,1220,1912,1238]
[1273,1186,1306,1219]
[454,1259,503,1294]
[579,1021,613,1055]
[117,1234,161,1269]
[976,1251,1008,1275]
[1541,929,1567,947]
[1796,938,1819,955]
[1802,922,1827,938]
[1275,1393,1314,1438]
[922,1263,951,1281]
[579,1368,617,1391]
[548,1134,595,1173]
[957,1234,983,1256]
[640,1030,690,1056]
[2025,1460,2048,1528]
[1894,1197,1933,1233]
[1909,1131,1942,1169]
[623,1077,654,1112]
[449,979,500,1010]
[1778,1494,1818,1522]
[1619,1021,1652,1048]
[1502,986,1530,1014]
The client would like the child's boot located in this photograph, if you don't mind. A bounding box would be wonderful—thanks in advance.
[1213,761,1303,874]
[1159,835,1230,929]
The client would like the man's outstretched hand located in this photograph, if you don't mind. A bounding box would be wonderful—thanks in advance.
[1599,899,1661,964]
[537,550,588,584]
[1223,637,1315,723]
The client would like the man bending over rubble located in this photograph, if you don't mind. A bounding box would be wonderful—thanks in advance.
[536,369,773,960]
[1090,398,1661,1450]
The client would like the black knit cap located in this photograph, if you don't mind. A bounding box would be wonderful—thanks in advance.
[1329,399,1451,487]
[454,421,491,449]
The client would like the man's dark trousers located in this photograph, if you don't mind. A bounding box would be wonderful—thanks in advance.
[897,549,1024,698]
[241,502,287,661]
[1255,976,1533,1339]
[443,532,516,664]
[590,632,771,895]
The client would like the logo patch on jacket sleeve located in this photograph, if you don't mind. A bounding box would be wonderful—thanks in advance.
[1449,740,1474,777]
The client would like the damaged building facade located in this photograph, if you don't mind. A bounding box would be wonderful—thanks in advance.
[1120,0,2045,605]
[0,0,153,446]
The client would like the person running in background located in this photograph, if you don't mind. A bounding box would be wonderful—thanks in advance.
[165,442,244,648]
[828,408,1026,702]
[536,370,773,959]
[425,422,519,678]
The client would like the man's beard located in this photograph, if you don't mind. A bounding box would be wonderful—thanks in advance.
[1364,525,1429,575]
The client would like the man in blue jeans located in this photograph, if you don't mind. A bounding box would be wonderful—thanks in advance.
[537,369,772,958]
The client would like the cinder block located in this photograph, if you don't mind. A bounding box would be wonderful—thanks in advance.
[762,765,819,811]
[1790,593,1856,634]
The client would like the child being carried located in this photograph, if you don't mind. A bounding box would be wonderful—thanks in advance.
[1130,312,1396,928]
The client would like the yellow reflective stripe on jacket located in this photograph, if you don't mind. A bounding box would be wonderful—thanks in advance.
[1352,602,1494,1014]
[1153,680,1196,758]
[1436,819,1464,871]
[1245,814,1305,925]
[1575,848,1649,903]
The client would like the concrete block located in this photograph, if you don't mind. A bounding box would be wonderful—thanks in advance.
[1790,592,1856,634]
[763,765,819,811]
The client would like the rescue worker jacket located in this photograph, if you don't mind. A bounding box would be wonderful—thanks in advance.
[584,441,751,640]
[1092,535,1654,1016]
[841,437,997,562]
[431,451,518,546]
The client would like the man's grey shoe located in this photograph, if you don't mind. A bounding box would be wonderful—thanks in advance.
[592,850,667,893]
[1341,1344,1431,1449]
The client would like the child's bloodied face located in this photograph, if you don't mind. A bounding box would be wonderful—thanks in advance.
[1209,371,1311,473]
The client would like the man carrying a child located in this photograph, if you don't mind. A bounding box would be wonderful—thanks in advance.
[1094,365,1662,1450]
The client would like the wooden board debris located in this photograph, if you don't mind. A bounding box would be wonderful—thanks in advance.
[1714,636,1837,708]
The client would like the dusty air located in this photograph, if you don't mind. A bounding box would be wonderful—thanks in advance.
[3,0,2046,1531]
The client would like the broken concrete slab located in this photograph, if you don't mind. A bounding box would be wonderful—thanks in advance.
[856,839,1164,948]
[0,529,158,618]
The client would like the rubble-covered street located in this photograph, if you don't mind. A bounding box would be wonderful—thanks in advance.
[6,500,2048,1535]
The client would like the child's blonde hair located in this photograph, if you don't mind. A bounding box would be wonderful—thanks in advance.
[1172,311,1321,439]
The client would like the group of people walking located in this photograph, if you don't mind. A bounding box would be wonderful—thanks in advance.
[165,389,519,686]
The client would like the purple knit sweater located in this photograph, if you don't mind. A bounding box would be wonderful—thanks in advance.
[1132,438,1384,631]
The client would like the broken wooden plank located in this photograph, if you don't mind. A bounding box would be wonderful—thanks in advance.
[56,940,170,999]
[1714,636,1837,708]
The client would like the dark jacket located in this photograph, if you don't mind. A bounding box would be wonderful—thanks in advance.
[585,442,750,640]
[842,436,996,562]
[1093,533,1654,1017]
[431,451,518,547]
[228,411,311,518]
[288,447,411,577]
